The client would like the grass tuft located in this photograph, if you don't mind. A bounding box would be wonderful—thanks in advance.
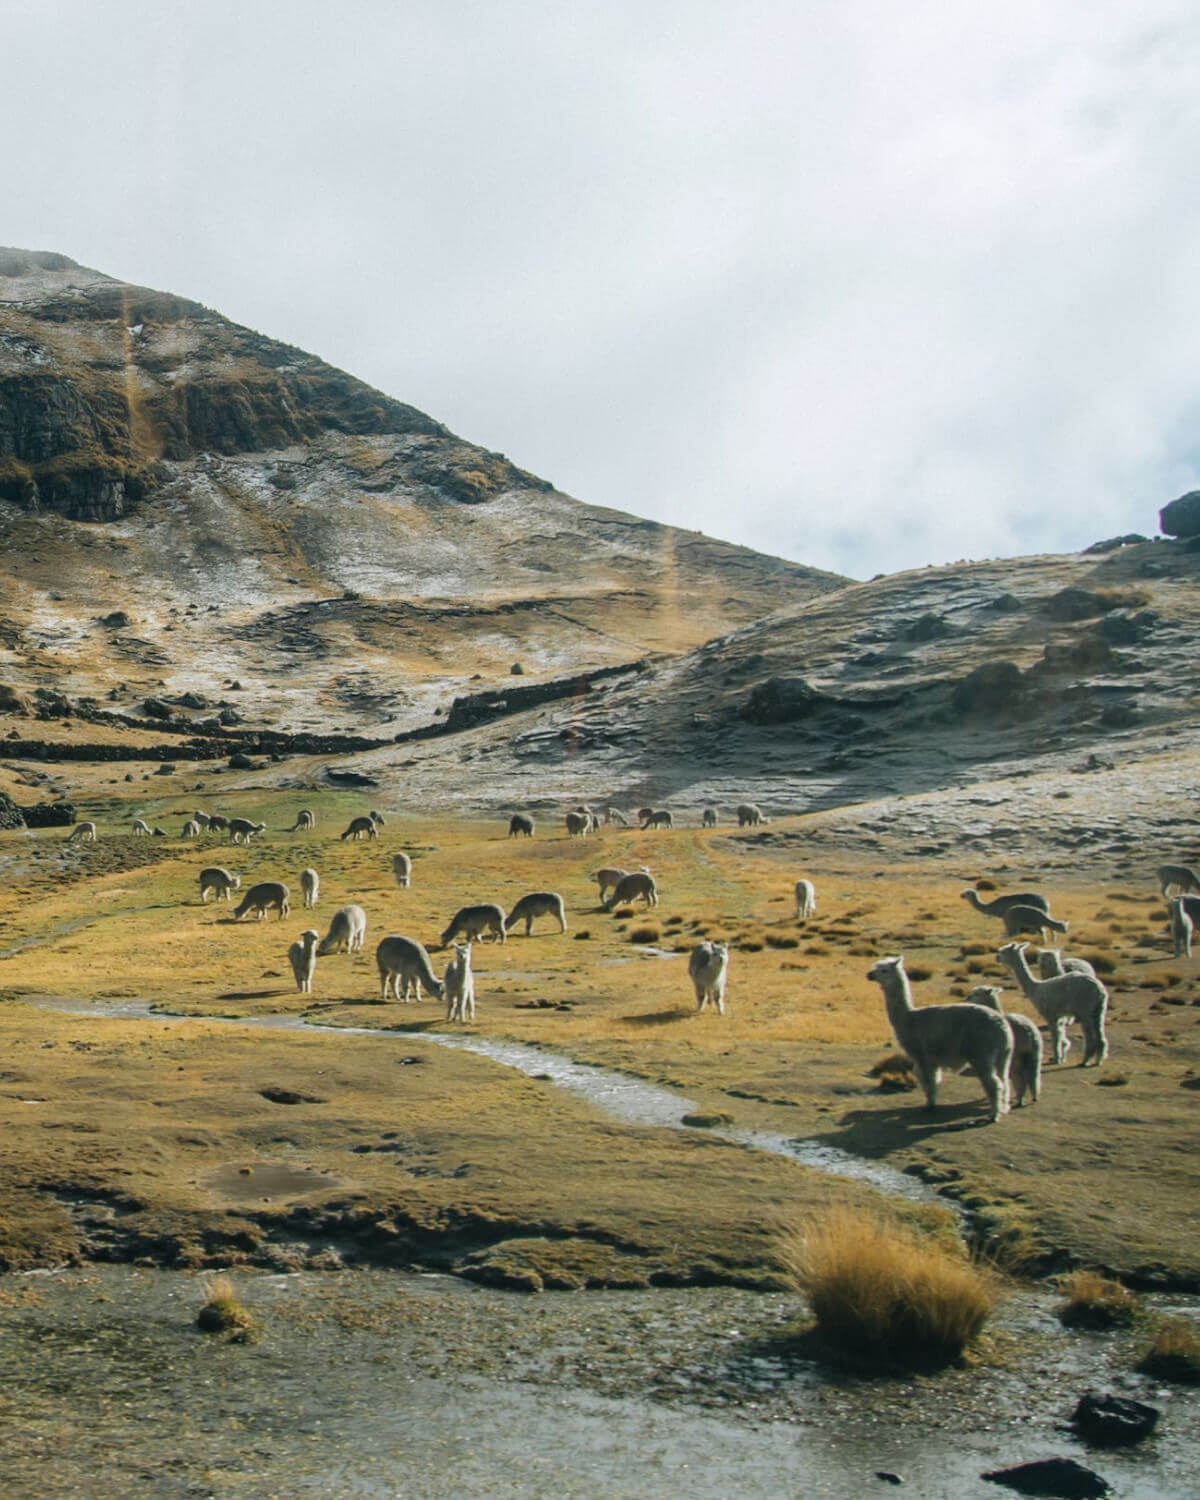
[777,1207,995,1368]
[629,924,661,944]
[1137,1317,1200,1384]
[1080,949,1118,975]
[1056,1270,1139,1329]
[196,1273,258,1343]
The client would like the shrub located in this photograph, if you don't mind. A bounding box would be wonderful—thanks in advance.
[629,924,661,944]
[777,1207,996,1368]
[1080,950,1118,975]
[765,933,799,949]
[612,906,635,919]
[1137,1317,1200,1384]
[975,879,997,891]
[196,1274,258,1343]
[905,964,934,982]
[573,929,591,941]
[1057,1270,1139,1330]
[738,936,765,952]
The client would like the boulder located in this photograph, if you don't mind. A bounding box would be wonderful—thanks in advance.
[1159,490,1200,537]
[951,661,1025,715]
[740,676,825,725]
[1070,1391,1159,1448]
[0,791,26,830]
[982,1457,1109,1497]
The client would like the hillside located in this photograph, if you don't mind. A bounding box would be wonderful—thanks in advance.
[0,249,842,733]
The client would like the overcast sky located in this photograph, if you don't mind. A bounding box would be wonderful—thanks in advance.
[9,1,1200,578]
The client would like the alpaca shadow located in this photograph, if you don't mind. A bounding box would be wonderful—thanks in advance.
[621,1007,690,1027]
[816,1098,998,1156]
[215,989,282,1001]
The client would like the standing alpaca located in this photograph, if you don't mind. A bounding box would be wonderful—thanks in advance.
[593,867,627,903]
[392,852,412,889]
[867,956,1011,1122]
[505,892,568,936]
[689,941,729,1013]
[736,803,767,827]
[376,935,444,1003]
[794,879,816,920]
[961,888,1050,922]
[605,870,658,910]
[564,810,591,837]
[996,942,1109,1066]
[340,815,377,841]
[288,929,320,994]
[508,813,534,838]
[181,818,202,839]
[965,986,1043,1107]
[701,807,718,828]
[1168,897,1194,959]
[443,942,475,1021]
[1037,949,1098,981]
[300,867,319,909]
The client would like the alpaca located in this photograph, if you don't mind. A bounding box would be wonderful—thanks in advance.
[965,986,1043,1106]
[1168,897,1194,959]
[508,813,534,837]
[641,809,673,829]
[506,892,568,936]
[794,879,816,920]
[605,870,658,909]
[317,904,367,956]
[443,942,475,1021]
[300,867,319,909]
[340,815,377,841]
[131,818,152,837]
[207,814,229,833]
[67,821,97,843]
[441,903,507,946]
[1001,904,1068,942]
[1037,949,1098,981]
[198,866,241,903]
[369,810,386,827]
[286,810,316,832]
[592,867,627,902]
[867,956,1011,1122]
[996,942,1109,1066]
[605,807,630,826]
[392,852,412,889]
[960,888,1050,920]
[736,803,767,827]
[689,941,729,1013]
[376,934,444,1002]
[1157,863,1200,897]
[181,818,202,839]
[565,810,591,837]
[232,882,290,921]
[701,807,718,828]
[191,811,212,829]
[288,929,320,995]
[229,818,267,845]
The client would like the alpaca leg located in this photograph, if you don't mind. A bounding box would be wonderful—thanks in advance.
[915,1060,938,1110]
[980,1067,1005,1123]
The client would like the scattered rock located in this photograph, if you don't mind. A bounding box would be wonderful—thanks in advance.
[259,1088,327,1106]
[681,1112,734,1128]
[902,612,953,642]
[510,661,525,675]
[154,762,177,776]
[875,1475,904,1487]
[951,661,1025,715]
[982,1457,1110,1497]
[1069,1391,1159,1448]
[324,767,379,787]
[99,610,132,627]
[228,752,256,770]
[142,697,172,720]
[1082,534,1148,554]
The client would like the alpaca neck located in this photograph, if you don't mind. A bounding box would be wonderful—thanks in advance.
[1004,950,1037,997]
[879,970,915,1035]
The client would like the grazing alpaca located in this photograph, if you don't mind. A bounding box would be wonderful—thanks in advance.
[505,892,568,936]
[440,903,506,946]
[198,866,241,903]
[340,815,377,841]
[1157,862,1200,897]
[317,904,367,956]
[996,942,1109,1066]
[960,888,1050,920]
[867,956,1011,1122]
[965,986,1043,1106]
[232,882,290,921]
[443,943,475,1021]
[701,807,717,828]
[508,813,534,837]
[794,879,816,920]
[592,867,627,902]
[1001,904,1068,942]
[605,870,658,910]
[131,818,152,837]
[288,929,320,995]
[605,807,630,826]
[299,867,319,909]
[376,935,444,1003]
[689,941,729,1013]
[286,810,316,832]
[181,818,202,839]
[67,821,97,843]
[641,809,673,829]
[1168,896,1194,959]
[228,818,266,845]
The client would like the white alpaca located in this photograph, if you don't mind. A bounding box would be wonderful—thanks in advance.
[965,986,1043,1106]
[1168,896,1194,959]
[867,956,1011,1122]
[376,935,444,1002]
[996,942,1109,1067]
[605,807,630,826]
[392,852,412,889]
[198,866,241,903]
[794,879,816,920]
[300,867,319,909]
[443,942,475,1021]
[181,818,202,839]
[229,818,266,845]
[736,803,767,827]
[1037,949,1098,981]
[288,929,320,994]
[286,809,316,832]
[593,867,627,902]
[131,818,152,837]
[318,904,367,956]
[689,941,729,1013]
[67,821,97,843]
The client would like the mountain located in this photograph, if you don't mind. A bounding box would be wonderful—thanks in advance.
[0,248,843,733]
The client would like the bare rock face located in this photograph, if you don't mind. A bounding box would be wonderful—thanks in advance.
[0,791,26,830]
[1160,490,1200,536]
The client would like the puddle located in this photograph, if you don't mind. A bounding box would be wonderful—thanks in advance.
[205,1162,343,1203]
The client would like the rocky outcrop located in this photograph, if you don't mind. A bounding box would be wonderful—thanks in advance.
[0,791,26,830]
[1160,491,1200,537]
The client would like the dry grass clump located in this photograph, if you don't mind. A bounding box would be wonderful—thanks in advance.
[777,1207,996,1368]
[737,935,765,952]
[1137,1317,1200,1384]
[1056,1270,1139,1330]
[905,964,934,982]
[629,923,661,944]
[1080,950,1118,975]
[974,879,997,891]
[765,933,799,949]
[867,1052,916,1092]
[196,1273,258,1343]
[612,905,636,919]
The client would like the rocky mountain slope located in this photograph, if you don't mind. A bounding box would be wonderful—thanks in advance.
[0,249,841,732]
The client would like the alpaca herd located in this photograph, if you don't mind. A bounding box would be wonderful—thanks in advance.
[60,800,1191,1128]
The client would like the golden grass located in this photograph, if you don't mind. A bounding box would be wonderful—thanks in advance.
[777,1206,996,1367]
[1056,1270,1140,1329]
[1137,1317,1200,1384]
[196,1274,258,1342]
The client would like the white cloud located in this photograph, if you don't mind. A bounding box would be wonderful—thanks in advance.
[7,1,1200,576]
